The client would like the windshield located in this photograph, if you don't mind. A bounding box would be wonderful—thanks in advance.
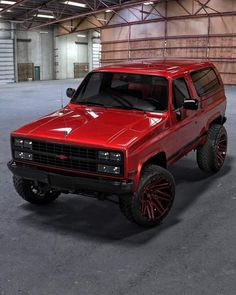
[71,72,168,112]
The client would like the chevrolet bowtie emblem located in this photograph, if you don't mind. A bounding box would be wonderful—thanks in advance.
[56,154,68,160]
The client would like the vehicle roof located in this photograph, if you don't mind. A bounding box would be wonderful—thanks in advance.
[95,59,213,78]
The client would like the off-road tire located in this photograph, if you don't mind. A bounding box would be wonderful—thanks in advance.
[197,124,227,173]
[119,165,175,227]
[13,176,60,205]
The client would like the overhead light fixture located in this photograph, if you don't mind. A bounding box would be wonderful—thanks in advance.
[143,1,154,5]
[96,17,108,22]
[64,25,74,28]
[0,0,16,4]
[10,20,24,23]
[77,34,86,38]
[63,1,86,8]
[40,31,49,34]
[0,8,2,11]
[105,9,112,13]
[34,14,55,19]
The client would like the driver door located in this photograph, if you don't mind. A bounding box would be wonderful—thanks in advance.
[166,75,201,162]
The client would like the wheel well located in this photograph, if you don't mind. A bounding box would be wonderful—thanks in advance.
[209,116,226,126]
[142,152,167,170]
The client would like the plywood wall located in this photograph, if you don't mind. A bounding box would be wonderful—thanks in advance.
[100,0,236,84]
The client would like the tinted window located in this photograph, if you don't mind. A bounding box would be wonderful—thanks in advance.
[173,77,190,109]
[79,72,102,99]
[190,67,220,96]
[73,72,168,112]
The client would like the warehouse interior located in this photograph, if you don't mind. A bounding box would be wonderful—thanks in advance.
[0,0,235,84]
[0,0,236,294]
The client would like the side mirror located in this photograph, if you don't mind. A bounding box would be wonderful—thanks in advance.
[183,99,198,110]
[66,88,75,98]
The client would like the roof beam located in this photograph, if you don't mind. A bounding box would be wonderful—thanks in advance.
[194,0,211,15]
[0,0,29,15]
[30,0,161,30]
[102,10,236,30]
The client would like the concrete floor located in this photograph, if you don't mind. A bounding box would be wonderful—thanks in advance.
[0,80,235,295]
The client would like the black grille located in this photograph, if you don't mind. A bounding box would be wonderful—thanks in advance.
[31,141,98,173]
[12,139,123,176]
[32,141,97,160]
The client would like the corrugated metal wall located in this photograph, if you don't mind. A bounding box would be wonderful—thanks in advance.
[100,0,236,85]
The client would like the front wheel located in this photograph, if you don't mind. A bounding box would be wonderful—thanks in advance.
[13,176,60,205]
[119,165,175,227]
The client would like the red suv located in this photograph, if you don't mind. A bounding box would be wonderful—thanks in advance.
[8,60,227,227]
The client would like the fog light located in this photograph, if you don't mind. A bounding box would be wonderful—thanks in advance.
[15,151,33,161]
[97,164,120,175]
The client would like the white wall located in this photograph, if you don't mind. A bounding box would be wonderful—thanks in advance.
[0,21,11,39]
[16,29,54,80]
[55,33,88,79]
[1,22,99,81]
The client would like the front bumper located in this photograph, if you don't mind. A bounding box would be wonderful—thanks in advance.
[8,161,133,195]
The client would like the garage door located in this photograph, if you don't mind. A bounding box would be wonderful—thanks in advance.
[92,43,101,69]
[0,39,15,83]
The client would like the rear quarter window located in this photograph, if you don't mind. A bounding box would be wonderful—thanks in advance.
[190,67,220,97]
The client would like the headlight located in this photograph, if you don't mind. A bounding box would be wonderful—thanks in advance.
[98,151,110,160]
[97,164,121,175]
[110,152,122,162]
[14,138,24,148]
[14,138,32,150]
[23,140,33,149]
[98,151,122,162]
[14,151,33,161]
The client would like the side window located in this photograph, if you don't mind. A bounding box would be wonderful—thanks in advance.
[190,67,220,97]
[172,77,190,109]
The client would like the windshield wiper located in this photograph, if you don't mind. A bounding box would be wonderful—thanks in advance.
[79,101,106,107]
[107,105,145,112]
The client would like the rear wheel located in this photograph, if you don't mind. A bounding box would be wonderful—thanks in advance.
[197,124,227,173]
[13,176,60,205]
[119,165,175,227]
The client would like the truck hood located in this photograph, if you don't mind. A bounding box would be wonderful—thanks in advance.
[12,104,166,148]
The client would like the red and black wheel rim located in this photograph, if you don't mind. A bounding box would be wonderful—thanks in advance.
[140,177,173,221]
[216,133,227,167]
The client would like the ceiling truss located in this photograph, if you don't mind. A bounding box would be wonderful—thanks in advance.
[0,0,235,34]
